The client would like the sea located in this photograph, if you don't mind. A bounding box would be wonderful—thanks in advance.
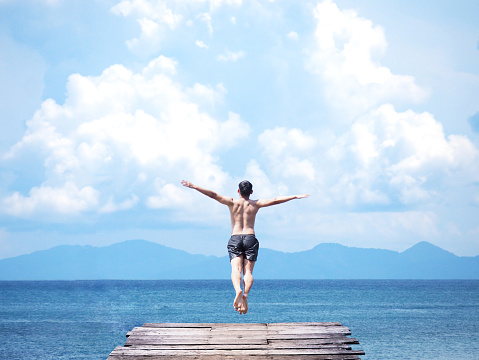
[0,280,478,360]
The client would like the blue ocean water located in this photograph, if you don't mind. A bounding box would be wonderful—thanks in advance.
[0,280,478,360]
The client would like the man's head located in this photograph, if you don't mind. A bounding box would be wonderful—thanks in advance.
[238,180,253,198]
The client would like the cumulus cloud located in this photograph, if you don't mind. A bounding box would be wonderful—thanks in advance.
[99,195,139,214]
[210,0,242,8]
[112,0,182,28]
[217,49,245,62]
[287,31,299,40]
[112,0,243,54]
[147,183,190,209]
[307,0,428,118]
[255,1,479,210]
[258,127,316,182]
[197,12,213,34]
[195,40,209,49]
[243,160,288,199]
[326,105,479,206]
[2,55,249,218]
[3,182,99,217]
[111,0,183,55]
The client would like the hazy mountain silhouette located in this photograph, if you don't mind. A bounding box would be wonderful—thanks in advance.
[0,240,477,280]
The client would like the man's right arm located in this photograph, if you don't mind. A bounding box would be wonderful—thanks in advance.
[256,194,310,208]
[181,180,234,206]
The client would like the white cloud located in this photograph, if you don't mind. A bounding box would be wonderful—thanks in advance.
[112,0,182,28]
[307,0,428,118]
[197,12,213,34]
[99,195,139,214]
[326,104,479,206]
[186,82,226,109]
[287,31,299,40]
[210,0,242,9]
[126,18,165,54]
[217,49,245,62]
[258,127,316,182]
[111,0,244,54]
[2,55,249,218]
[195,40,209,49]
[259,127,316,158]
[274,0,479,209]
[243,160,288,199]
[2,182,99,217]
[147,183,190,209]
[255,106,478,209]
[112,0,182,55]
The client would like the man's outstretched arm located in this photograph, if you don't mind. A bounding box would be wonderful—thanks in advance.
[181,180,234,206]
[256,194,310,208]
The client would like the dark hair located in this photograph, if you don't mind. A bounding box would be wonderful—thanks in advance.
[238,180,253,197]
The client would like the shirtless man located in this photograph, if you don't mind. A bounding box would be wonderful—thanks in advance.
[181,180,310,315]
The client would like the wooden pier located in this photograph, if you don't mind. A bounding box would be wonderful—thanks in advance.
[108,322,365,359]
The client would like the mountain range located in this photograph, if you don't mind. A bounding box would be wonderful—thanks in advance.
[0,240,478,280]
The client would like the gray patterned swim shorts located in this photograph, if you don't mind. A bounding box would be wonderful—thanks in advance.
[227,234,259,262]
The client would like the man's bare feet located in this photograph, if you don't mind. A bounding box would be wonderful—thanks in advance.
[233,290,243,312]
[240,295,248,314]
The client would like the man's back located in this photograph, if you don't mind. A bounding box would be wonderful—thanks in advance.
[229,198,259,235]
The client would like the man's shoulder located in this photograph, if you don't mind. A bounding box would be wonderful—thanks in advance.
[232,198,259,205]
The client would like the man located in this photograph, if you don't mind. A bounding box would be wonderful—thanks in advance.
[181,179,310,315]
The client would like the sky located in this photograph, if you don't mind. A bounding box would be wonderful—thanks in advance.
[0,0,479,260]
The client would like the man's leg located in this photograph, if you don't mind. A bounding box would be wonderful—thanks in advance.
[241,259,255,314]
[230,255,244,312]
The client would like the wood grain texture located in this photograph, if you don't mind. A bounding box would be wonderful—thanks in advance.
[108,322,365,359]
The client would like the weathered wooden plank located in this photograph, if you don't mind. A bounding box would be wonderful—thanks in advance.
[128,330,352,336]
[212,323,267,328]
[127,331,351,339]
[266,326,348,331]
[268,338,360,345]
[267,333,351,340]
[266,322,343,327]
[124,340,270,346]
[108,355,361,360]
[126,331,211,338]
[210,324,268,331]
[110,348,365,356]
[127,330,351,338]
[142,323,216,328]
[118,344,353,351]
[125,335,268,346]
[128,330,268,338]
[269,329,351,335]
[267,328,351,334]
[125,337,268,346]
[138,322,348,329]
[124,335,355,347]
[127,328,212,336]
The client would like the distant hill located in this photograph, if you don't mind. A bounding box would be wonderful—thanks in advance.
[0,240,478,280]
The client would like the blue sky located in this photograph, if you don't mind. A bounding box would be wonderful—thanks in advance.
[1,0,478,260]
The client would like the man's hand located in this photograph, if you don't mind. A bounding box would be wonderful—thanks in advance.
[181,180,233,206]
[181,180,195,189]
[296,194,310,199]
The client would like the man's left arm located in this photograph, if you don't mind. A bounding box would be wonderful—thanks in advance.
[256,194,310,208]
[181,180,234,206]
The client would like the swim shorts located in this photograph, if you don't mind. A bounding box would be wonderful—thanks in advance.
[227,234,259,262]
